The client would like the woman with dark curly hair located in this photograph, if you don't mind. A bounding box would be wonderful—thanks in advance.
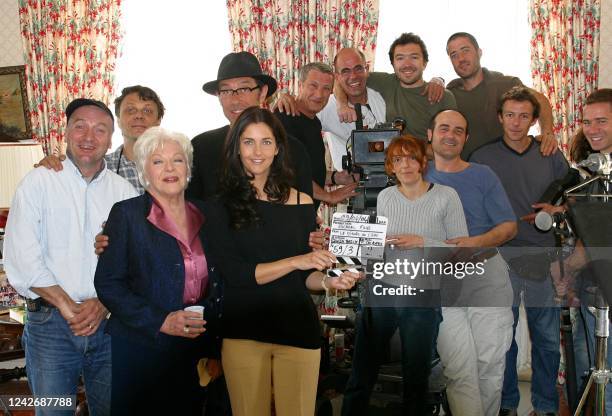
[204,106,358,416]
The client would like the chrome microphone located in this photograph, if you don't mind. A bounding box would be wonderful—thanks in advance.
[535,211,567,232]
[577,153,612,175]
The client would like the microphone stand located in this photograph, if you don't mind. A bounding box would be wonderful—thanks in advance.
[574,291,610,416]
[566,168,612,416]
[556,233,579,411]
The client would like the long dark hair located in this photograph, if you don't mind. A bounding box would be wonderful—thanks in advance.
[570,128,591,163]
[218,106,294,229]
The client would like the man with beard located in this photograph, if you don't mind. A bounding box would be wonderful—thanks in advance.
[274,48,382,180]
[445,32,556,159]
[335,33,456,141]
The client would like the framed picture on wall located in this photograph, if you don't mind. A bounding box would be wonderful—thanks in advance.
[0,65,31,142]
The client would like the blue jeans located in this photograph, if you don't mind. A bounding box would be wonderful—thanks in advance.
[574,304,612,413]
[23,306,111,416]
[501,270,560,412]
[341,306,441,416]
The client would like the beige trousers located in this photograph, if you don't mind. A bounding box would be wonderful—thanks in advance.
[222,338,321,416]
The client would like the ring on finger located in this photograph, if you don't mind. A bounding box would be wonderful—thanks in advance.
[183,326,189,334]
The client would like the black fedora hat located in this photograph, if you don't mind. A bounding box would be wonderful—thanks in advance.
[202,51,277,97]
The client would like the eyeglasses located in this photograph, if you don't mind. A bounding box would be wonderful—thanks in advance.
[338,65,366,77]
[218,86,260,97]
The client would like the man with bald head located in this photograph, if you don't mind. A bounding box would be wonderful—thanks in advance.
[5,99,137,415]
[318,47,386,141]
[425,109,516,415]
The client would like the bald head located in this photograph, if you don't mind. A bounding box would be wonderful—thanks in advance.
[333,48,366,70]
[428,109,470,161]
[333,48,368,104]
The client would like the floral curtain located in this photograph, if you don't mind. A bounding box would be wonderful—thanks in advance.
[19,0,122,155]
[529,0,600,153]
[227,0,379,94]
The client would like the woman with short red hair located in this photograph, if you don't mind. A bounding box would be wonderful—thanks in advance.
[343,135,469,415]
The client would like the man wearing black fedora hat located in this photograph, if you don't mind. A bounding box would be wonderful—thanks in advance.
[187,51,313,202]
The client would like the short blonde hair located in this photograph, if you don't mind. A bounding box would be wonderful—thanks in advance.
[133,126,193,189]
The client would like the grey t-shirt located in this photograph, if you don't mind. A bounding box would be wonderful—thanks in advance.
[377,183,468,290]
[470,137,569,247]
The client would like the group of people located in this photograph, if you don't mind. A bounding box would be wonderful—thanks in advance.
[1,28,611,416]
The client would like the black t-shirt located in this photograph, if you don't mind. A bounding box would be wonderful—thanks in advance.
[275,112,326,189]
[187,125,313,201]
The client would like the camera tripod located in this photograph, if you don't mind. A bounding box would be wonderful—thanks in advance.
[564,167,612,415]
[573,293,611,415]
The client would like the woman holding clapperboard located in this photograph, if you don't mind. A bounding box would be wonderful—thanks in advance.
[342,135,469,415]
[203,107,359,416]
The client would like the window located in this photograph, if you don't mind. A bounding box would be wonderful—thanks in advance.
[112,1,232,149]
[374,0,531,87]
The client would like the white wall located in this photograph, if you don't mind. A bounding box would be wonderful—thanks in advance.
[0,0,24,67]
[374,0,532,86]
[112,0,232,149]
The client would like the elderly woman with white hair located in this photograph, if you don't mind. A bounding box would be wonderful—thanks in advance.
[94,126,223,416]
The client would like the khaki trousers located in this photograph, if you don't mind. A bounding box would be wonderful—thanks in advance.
[222,338,321,416]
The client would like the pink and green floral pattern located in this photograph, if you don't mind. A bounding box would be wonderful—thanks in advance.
[529,0,600,153]
[227,0,380,94]
[19,0,122,155]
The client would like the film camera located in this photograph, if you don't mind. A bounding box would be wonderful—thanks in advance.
[342,120,404,214]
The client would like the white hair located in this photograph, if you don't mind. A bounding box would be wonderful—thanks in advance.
[133,126,193,189]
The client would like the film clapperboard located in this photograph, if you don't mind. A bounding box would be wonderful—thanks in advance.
[327,212,388,278]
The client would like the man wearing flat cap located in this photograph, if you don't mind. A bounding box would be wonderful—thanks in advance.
[4,98,137,415]
[187,51,313,201]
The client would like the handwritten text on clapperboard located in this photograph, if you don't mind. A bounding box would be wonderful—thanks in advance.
[329,213,388,261]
